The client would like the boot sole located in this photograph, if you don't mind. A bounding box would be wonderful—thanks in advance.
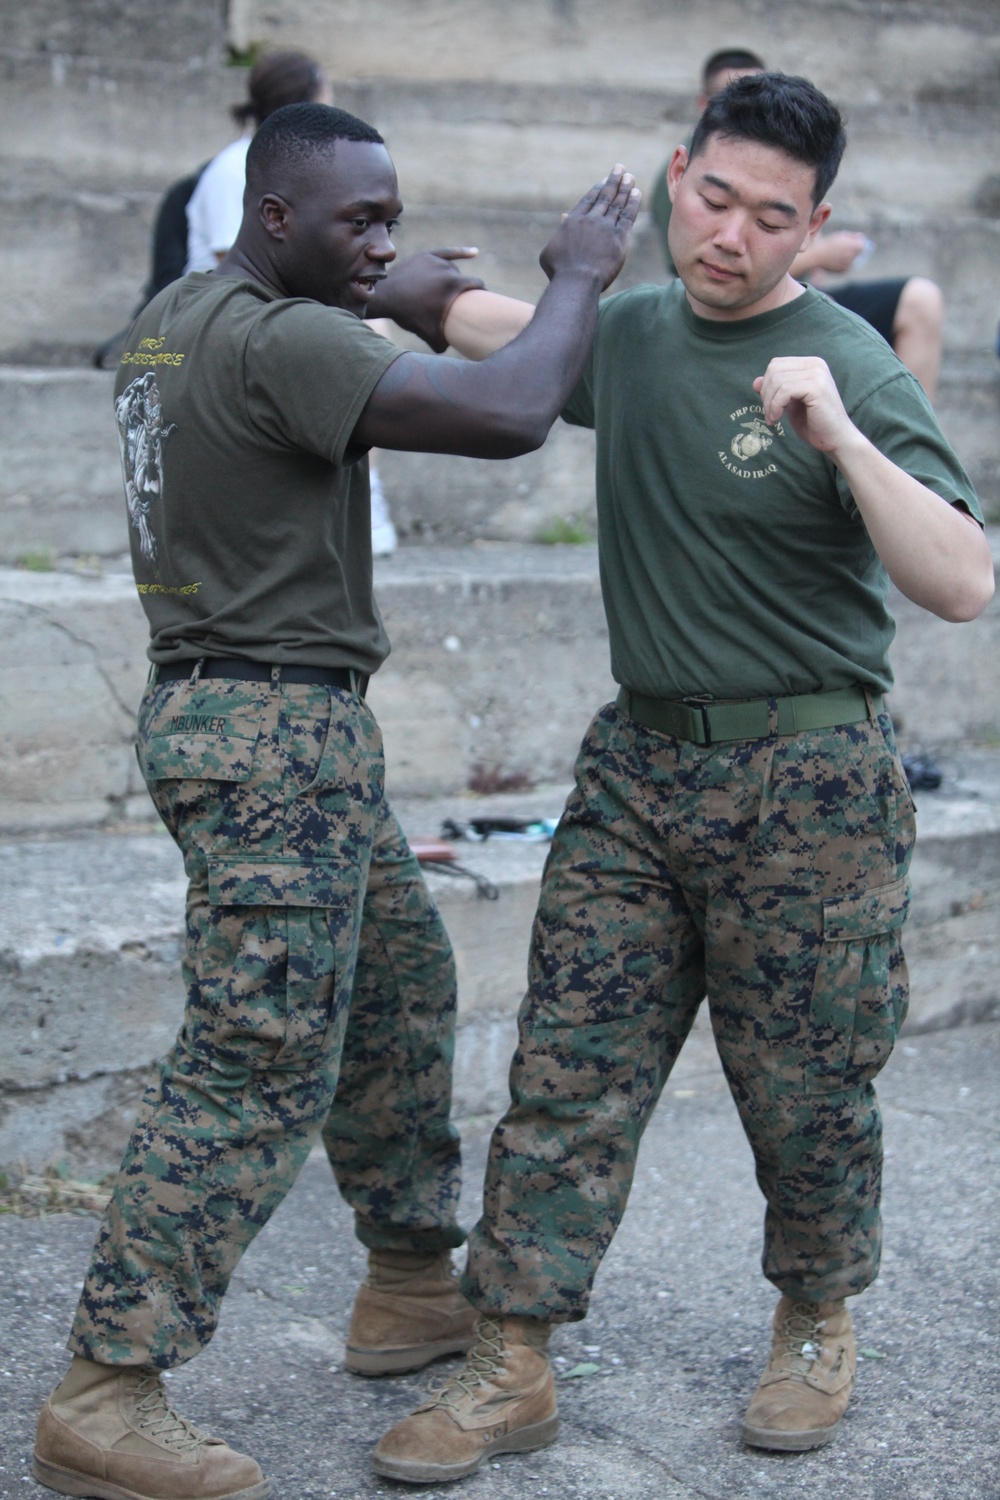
[742,1418,841,1452]
[345,1333,476,1377]
[372,1413,560,1483]
[32,1453,272,1500]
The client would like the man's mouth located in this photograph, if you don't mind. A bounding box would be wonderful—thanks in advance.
[701,260,740,282]
[351,274,385,299]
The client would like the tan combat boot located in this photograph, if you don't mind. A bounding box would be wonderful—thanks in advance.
[743,1295,856,1451]
[345,1247,478,1376]
[33,1356,270,1499]
[372,1315,559,1482]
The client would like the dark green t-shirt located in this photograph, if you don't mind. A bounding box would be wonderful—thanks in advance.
[113,273,402,671]
[563,281,981,700]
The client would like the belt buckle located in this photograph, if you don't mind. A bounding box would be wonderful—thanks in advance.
[682,696,713,746]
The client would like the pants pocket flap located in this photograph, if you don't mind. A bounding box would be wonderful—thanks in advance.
[208,857,360,908]
[822,874,909,941]
[140,692,265,782]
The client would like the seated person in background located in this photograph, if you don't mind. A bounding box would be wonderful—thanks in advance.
[184,50,332,273]
[650,47,944,400]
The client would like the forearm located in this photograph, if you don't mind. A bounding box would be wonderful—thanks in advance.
[443,289,535,360]
[355,267,601,457]
[790,242,827,278]
[833,431,994,621]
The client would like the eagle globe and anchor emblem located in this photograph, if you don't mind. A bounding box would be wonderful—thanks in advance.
[730,416,775,462]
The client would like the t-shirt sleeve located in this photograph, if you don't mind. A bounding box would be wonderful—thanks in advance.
[242,302,404,465]
[837,369,984,525]
[561,342,597,429]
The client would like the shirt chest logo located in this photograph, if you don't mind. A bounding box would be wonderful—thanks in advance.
[718,405,785,480]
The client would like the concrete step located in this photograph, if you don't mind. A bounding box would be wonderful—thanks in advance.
[5,50,998,209]
[1,355,996,576]
[7,0,999,149]
[0,548,617,829]
[230,0,1000,105]
[2,539,999,833]
[5,0,224,63]
[3,755,998,1174]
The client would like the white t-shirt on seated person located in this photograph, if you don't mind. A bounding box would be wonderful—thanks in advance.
[184,136,251,274]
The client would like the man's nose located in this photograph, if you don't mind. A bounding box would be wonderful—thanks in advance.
[366,226,397,264]
[714,212,746,254]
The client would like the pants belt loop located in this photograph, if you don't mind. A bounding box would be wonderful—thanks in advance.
[190,658,204,685]
[270,664,282,691]
[147,662,158,685]
[864,686,878,722]
[767,697,779,735]
[349,669,359,697]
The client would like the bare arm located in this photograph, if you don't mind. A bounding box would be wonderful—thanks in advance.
[442,290,535,360]
[353,168,640,458]
[791,231,868,283]
[366,248,485,351]
[754,357,994,622]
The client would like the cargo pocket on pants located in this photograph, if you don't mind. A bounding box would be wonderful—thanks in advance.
[206,856,366,1068]
[807,874,910,1093]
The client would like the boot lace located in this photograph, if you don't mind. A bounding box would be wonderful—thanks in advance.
[427,1318,507,1410]
[774,1301,828,1376]
[128,1373,207,1453]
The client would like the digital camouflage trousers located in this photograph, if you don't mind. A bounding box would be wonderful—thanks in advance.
[69,674,462,1368]
[463,698,915,1322]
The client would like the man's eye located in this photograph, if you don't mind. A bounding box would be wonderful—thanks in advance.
[702,197,725,211]
[758,222,783,233]
[351,218,370,230]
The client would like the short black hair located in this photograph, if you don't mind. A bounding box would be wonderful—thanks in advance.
[702,47,766,94]
[246,103,385,191]
[690,72,846,204]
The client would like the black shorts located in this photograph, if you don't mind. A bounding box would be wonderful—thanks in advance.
[827,278,907,346]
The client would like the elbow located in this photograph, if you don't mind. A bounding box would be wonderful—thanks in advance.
[938,564,995,623]
[488,409,552,458]
[953,574,995,623]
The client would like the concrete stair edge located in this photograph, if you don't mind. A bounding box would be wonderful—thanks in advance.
[3,761,999,1172]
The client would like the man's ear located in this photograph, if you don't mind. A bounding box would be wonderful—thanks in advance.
[260,194,291,240]
[798,200,832,253]
[665,144,689,204]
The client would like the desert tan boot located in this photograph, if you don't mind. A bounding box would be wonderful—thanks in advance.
[345,1247,478,1376]
[371,1315,559,1483]
[33,1356,270,1499]
[743,1295,857,1451]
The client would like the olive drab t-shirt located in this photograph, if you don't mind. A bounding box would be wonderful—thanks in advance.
[113,273,403,671]
[563,281,982,701]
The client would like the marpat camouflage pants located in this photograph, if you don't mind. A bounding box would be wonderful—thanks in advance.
[463,699,914,1322]
[69,674,461,1368]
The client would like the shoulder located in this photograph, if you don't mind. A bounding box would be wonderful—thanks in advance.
[788,286,915,401]
[598,281,680,329]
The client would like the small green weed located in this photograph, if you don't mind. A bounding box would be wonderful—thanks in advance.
[226,41,265,67]
[536,517,593,545]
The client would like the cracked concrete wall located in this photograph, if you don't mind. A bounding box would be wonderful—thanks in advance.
[0,574,149,829]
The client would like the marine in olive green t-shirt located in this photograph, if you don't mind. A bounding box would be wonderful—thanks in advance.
[114,272,402,673]
[563,280,981,701]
